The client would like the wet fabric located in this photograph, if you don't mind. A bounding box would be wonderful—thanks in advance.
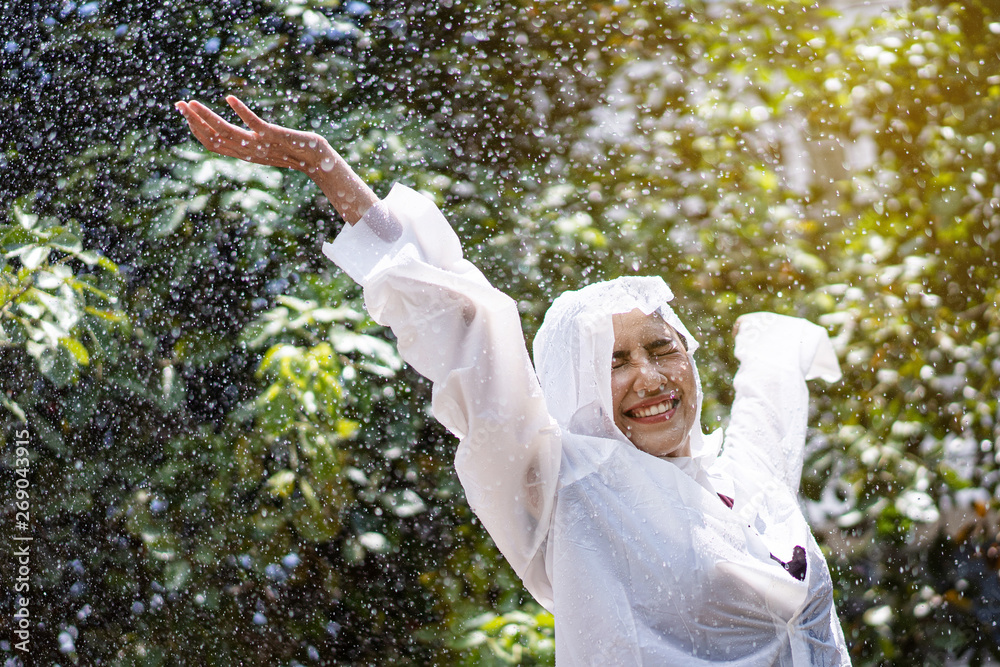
[324,184,852,666]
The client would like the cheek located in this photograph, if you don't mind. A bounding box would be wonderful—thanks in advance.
[664,367,688,385]
[675,364,698,403]
[683,375,698,410]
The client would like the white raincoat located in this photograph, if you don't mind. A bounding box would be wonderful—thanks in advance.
[324,184,852,666]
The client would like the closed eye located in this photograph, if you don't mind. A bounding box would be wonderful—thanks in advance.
[611,338,679,369]
[647,338,679,357]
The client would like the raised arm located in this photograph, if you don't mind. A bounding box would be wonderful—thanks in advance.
[325,186,562,607]
[177,98,562,606]
[175,96,377,224]
[722,313,841,494]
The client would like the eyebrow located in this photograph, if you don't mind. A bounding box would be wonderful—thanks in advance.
[612,336,677,361]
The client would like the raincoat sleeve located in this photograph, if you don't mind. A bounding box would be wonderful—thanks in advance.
[723,312,841,495]
[322,184,561,604]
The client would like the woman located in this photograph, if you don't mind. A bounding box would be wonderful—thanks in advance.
[176,96,852,665]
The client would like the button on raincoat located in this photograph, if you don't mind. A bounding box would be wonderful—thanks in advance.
[324,184,852,666]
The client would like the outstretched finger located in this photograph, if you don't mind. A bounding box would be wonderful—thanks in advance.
[187,100,255,144]
[177,103,247,157]
[178,103,230,149]
[226,96,270,134]
[177,102,219,138]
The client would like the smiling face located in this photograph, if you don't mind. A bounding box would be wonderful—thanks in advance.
[610,309,698,458]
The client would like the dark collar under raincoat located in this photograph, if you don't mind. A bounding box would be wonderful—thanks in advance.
[324,184,852,666]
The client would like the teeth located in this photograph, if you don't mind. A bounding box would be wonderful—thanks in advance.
[630,397,678,419]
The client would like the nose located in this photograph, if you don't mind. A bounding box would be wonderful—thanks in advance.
[633,357,664,393]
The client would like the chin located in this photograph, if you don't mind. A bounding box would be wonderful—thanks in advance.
[636,438,688,459]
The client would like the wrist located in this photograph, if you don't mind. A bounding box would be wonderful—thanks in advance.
[304,136,340,175]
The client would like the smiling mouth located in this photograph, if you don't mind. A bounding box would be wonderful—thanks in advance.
[626,395,680,420]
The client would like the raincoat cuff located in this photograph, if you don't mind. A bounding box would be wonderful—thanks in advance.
[804,325,842,383]
[734,312,842,383]
[321,183,465,284]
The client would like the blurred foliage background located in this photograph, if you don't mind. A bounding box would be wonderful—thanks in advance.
[1,0,999,664]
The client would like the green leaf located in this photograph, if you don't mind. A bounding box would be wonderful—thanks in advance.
[19,245,51,270]
[164,560,192,592]
[0,395,26,421]
[151,199,194,237]
[267,469,297,498]
[84,306,128,323]
[61,336,90,365]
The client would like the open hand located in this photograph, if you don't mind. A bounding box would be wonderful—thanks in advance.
[175,95,377,224]
[175,96,333,174]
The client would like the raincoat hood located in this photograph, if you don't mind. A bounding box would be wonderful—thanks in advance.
[532,276,711,458]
